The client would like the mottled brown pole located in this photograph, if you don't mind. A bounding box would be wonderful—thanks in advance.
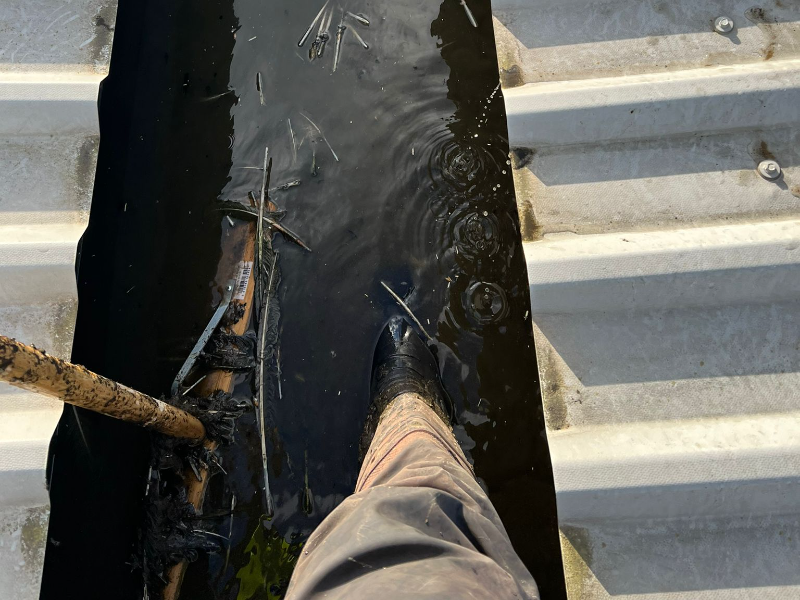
[162,218,257,600]
[0,336,206,442]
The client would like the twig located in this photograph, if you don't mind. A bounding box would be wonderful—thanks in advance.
[350,27,369,50]
[181,374,208,396]
[193,529,230,541]
[380,281,434,342]
[217,206,312,252]
[256,72,265,106]
[276,345,283,400]
[302,449,313,515]
[346,11,370,26]
[300,113,339,162]
[298,0,331,47]
[256,147,270,303]
[460,0,478,27]
[310,141,318,176]
[256,251,279,518]
[333,11,346,73]
[144,465,153,497]
[199,90,235,102]
[71,405,92,457]
[270,179,301,192]
[223,494,236,573]
[317,7,333,58]
[265,217,312,252]
[259,147,269,217]
[209,453,227,475]
[287,118,297,164]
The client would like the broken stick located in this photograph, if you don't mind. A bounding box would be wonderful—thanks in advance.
[0,336,206,442]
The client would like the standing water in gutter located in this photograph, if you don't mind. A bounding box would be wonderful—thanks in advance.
[42,0,565,598]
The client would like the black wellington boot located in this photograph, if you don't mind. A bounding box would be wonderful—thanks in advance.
[359,316,453,460]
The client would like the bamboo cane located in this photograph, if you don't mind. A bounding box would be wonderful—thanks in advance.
[161,217,257,600]
[0,337,206,441]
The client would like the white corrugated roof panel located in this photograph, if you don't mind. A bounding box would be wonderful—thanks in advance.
[0,1,117,598]
[492,0,800,598]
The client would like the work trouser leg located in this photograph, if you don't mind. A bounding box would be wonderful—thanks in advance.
[285,392,539,600]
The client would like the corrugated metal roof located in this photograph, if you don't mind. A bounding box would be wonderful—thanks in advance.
[492,0,800,598]
[0,1,116,597]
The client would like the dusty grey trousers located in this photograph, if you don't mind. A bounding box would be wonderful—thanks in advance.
[284,393,539,600]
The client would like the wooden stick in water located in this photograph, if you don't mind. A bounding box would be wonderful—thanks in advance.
[0,336,206,442]
[162,218,257,600]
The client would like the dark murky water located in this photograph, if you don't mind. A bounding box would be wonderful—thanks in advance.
[42,0,564,598]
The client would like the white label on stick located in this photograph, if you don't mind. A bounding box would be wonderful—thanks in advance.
[234,261,253,301]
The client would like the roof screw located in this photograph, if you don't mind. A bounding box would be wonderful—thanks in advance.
[757,159,782,180]
[714,16,734,34]
[226,285,233,291]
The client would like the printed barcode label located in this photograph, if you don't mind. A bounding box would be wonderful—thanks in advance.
[234,261,253,300]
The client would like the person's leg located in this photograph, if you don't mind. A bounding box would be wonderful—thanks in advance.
[284,319,538,600]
